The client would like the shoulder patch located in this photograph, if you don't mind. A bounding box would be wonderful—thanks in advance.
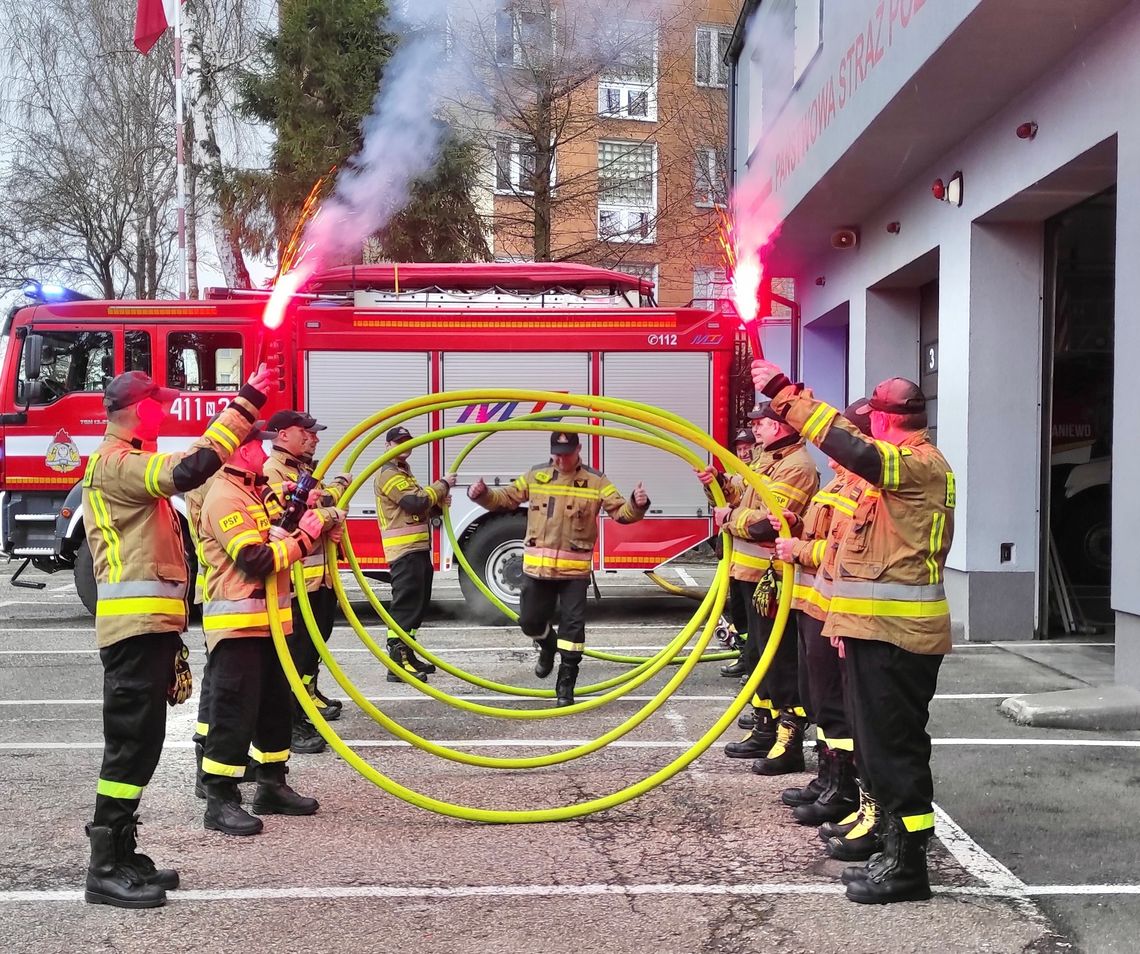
[945,472,956,508]
[534,471,552,484]
[396,478,411,491]
[219,511,246,533]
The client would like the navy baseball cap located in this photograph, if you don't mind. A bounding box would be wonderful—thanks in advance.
[267,410,327,432]
[550,432,580,453]
[746,402,781,423]
[386,426,413,443]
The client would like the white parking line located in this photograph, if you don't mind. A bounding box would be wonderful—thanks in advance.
[933,804,1025,892]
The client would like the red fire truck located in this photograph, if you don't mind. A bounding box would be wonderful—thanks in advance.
[0,263,736,621]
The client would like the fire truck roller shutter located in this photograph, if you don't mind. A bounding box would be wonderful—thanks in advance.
[305,351,431,519]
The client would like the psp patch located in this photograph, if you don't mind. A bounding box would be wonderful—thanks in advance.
[219,511,245,533]
[534,471,552,483]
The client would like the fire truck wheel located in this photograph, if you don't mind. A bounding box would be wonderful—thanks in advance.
[74,539,97,617]
[459,513,529,624]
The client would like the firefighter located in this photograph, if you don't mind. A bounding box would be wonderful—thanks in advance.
[197,420,345,837]
[468,432,649,706]
[768,400,872,831]
[700,403,818,771]
[733,427,754,464]
[752,361,955,905]
[82,365,272,909]
[263,409,352,752]
[373,425,455,682]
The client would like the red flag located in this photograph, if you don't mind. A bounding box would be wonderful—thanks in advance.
[134,0,180,55]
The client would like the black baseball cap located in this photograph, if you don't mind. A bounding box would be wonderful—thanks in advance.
[733,428,755,445]
[386,426,413,443]
[550,432,580,453]
[746,402,781,423]
[868,378,927,414]
[243,420,279,445]
[103,371,178,412]
[842,398,874,436]
[266,410,327,432]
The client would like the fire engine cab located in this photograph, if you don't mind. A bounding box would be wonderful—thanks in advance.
[0,263,736,622]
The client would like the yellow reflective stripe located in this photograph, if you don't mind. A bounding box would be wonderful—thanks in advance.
[82,452,101,487]
[513,476,529,491]
[144,453,169,498]
[96,778,144,799]
[733,510,750,535]
[250,747,290,764]
[792,584,829,612]
[531,485,601,500]
[732,551,772,570]
[828,596,950,618]
[89,489,123,584]
[270,540,290,571]
[382,473,407,495]
[202,611,294,630]
[556,638,586,652]
[96,597,185,617]
[802,403,838,442]
[811,539,828,564]
[382,530,430,547]
[816,728,828,744]
[201,757,245,777]
[927,512,946,584]
[902,812,935,832]
[302,564,326,580]
[425,484,439,506]
[828,737,855,751]
[876,441,901,489]
[816,491,857,515]
[195,722,209,736]
[205,421,239,455]
[225,529,264,560]
[769,481,809,505]
[523,553,591,571]
[600,484,617,497]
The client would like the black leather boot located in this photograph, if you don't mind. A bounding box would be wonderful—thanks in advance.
[83,824,166,908]
[724,709,775,758]
[819,781,870,841]
[782,743,830,807]
[291,711,328,755]
[387,640,429,682]
[736,707,757,730]
[252,764,319,816]
[534,626,557,679]
[719,657,747,677]
[407,631,436,674]
[204,782,264,836]
[555,657,580,707]
[827,790,884,861]
[751,710,806,776]
[116,815,178,890]
[306,675,342,721]
[845,817,932,904]
[794,749,858,825]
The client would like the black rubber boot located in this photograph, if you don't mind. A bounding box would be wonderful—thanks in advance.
[841,851,885,885]
[83,824,166,909]
[196,743,246,800]
[782,743,830,807]
[204,782,264,836]
[736,707,757,730]
[534,626,558,679]
[291,710,328,755]
[555,657,580,707]
[794,749,858,825]
[306,676,342,722]
[387,640,429,682]
[751,710,806,776]
[724,710,776,758]
[719,657,747,677]
[407,632,436,674]
[252,764,319,816]
[116,815,178,890]
[827,790,883,861]
[845,817,933,904]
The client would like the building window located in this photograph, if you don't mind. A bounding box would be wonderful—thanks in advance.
[694,147,727,207]
[17,330,114,405]
[610,262,659,304]
[599,21,657,122]
[167,331,243,392]
[793,0,822,84]
[495,137,543,196]
[125,330,152,375]
[695,25,732,88]
[496,6,553,68]
[598,140,656,243]
[692,267,729,305]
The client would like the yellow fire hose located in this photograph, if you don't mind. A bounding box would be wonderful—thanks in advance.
[267,389,792,822]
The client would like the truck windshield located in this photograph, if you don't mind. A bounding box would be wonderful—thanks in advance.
[17,330,114,405]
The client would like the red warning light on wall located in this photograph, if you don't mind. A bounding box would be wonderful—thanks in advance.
[931,172,963,207]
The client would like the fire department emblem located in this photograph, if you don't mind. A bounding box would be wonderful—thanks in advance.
[45,429,81,474]
[574,479,587,489]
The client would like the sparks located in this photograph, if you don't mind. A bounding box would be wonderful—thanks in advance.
[275,167,336,283]
[715,208,762,327]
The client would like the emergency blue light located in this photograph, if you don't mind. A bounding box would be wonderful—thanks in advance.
[20,280,92,304]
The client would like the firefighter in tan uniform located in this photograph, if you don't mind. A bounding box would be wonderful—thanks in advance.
[753,361,955,906]
[469,431,649,706]
[701,403,818,772]
[374,425,455,682]
[197,421,344,837]
[263,409,352,752]
[81,366,271,909]
[769,400,872,832]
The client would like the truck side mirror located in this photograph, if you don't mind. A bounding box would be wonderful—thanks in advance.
[24,333,44,382]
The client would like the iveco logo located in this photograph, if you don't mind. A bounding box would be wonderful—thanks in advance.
[692,334,723,346]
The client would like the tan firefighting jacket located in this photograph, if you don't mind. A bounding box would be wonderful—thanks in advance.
[198,467,317,651]
[474,461,648,579]
[787,472,864,622]
[703,449,771,510]
[186,471,220,605]
[373,460,449,565]
[771,386,956,654]
[263,448,349,592]
[721,440,819,583]
[82,387,264,649]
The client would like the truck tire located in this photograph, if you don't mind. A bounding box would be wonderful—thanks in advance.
[74,539,97,617]
[457,513,528,625]
[1057,488,1111,587]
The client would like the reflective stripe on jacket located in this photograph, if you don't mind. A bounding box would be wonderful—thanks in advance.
[82,386,264,649]
[373,460,448,565]
[789,473,863,621]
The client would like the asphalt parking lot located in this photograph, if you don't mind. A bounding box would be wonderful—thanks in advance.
[0,562,1135,953]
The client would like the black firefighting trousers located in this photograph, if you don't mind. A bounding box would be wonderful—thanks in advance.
[519,575,588,661]
[285,584,338,679]
[844,637,943,831]
[388,550,434,637]
[200,638,292,786]
[798,612,852,749]
[93,632,181,828]
[736,578,800,711]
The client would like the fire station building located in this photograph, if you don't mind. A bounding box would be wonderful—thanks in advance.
[726,0,1140,690]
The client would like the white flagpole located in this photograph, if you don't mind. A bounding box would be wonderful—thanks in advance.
[173,0,188,299]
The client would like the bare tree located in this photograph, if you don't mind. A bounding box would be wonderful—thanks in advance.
[0,0,177,299]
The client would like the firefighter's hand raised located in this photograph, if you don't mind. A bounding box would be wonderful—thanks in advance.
[469,478,487,500]
[695,466,717,486]
[246,362,275,396]
[632,482,649,508]
[751,359,784,394]
[443,472,458,488]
